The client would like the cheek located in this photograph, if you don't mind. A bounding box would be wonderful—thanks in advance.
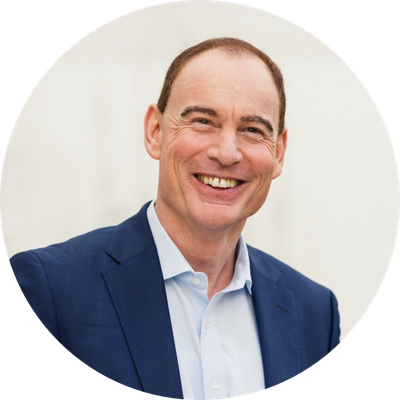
[243,146,277,179]
[166,131,207,160]
[160,134,200,179]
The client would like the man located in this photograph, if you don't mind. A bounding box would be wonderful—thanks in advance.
[10,38,340,399]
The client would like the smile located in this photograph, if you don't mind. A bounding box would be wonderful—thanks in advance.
[196,174,242,189]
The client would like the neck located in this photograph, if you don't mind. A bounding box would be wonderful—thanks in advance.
[155,201,246,299]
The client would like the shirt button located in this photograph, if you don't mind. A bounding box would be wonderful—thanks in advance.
[211,381,220,390]
[192,277,201,285]
[205,322,211,330]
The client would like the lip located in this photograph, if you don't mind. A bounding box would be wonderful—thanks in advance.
[194,173,245,183]
[191,173,247,199]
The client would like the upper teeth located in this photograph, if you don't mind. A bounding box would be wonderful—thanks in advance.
[197,175,240,188]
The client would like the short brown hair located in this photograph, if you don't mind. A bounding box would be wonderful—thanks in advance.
[157,37,286,134]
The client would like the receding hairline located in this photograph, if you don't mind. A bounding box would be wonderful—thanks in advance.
[173,47,275,78]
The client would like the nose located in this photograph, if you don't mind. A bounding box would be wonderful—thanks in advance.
[206,129,243,166]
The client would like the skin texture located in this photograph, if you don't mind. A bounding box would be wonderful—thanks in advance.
[144,49,287,298]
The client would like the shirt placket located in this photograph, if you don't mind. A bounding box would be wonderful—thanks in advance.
[200,292,228,399]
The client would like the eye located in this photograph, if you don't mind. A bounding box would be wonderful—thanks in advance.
[242,127,264,135]
[194,118,211,125]
[246,127,261,133]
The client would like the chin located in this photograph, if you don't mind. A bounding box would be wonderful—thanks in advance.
[188,203,248,230]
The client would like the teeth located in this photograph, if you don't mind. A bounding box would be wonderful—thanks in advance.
[197,175,240,188]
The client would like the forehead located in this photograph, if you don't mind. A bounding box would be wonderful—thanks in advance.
[168,49,280,121]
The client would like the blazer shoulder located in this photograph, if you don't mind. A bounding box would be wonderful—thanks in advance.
[247,244,333,298]
[10,201,153,280]
[9,222,128,341]
[10,224,115,267]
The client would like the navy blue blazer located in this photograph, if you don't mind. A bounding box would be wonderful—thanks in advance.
[10,202,340,398]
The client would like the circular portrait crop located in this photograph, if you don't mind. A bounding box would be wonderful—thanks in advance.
[1,1,398,399]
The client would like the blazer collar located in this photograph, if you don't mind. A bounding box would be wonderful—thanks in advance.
[249,246,302,388]
[102,202,183,398]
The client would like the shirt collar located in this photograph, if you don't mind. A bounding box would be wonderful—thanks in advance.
[146,200,252,294]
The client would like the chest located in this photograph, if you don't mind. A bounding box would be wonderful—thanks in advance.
[165,277,265,399]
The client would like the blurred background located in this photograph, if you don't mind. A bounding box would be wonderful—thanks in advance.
[1,2,398,339]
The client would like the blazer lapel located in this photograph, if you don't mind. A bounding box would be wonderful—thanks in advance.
[102,203,183,398]
[249,248,302,389]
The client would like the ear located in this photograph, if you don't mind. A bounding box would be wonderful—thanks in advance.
[144,104,163,160]
[272,128,288,179]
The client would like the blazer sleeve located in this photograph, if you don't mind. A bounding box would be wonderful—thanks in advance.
[10,251,60,340]
[329,290,341,351]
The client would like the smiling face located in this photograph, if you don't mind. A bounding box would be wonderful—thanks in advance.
[145,49,287,234]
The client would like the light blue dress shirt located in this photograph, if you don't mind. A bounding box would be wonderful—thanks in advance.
[147,202,264,399]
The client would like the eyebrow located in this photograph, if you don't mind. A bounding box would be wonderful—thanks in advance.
[180,107,274,133]
[241,115,274,133]
[180,106,219,118]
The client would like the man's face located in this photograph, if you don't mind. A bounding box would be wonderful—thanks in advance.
[145,49,287,232]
